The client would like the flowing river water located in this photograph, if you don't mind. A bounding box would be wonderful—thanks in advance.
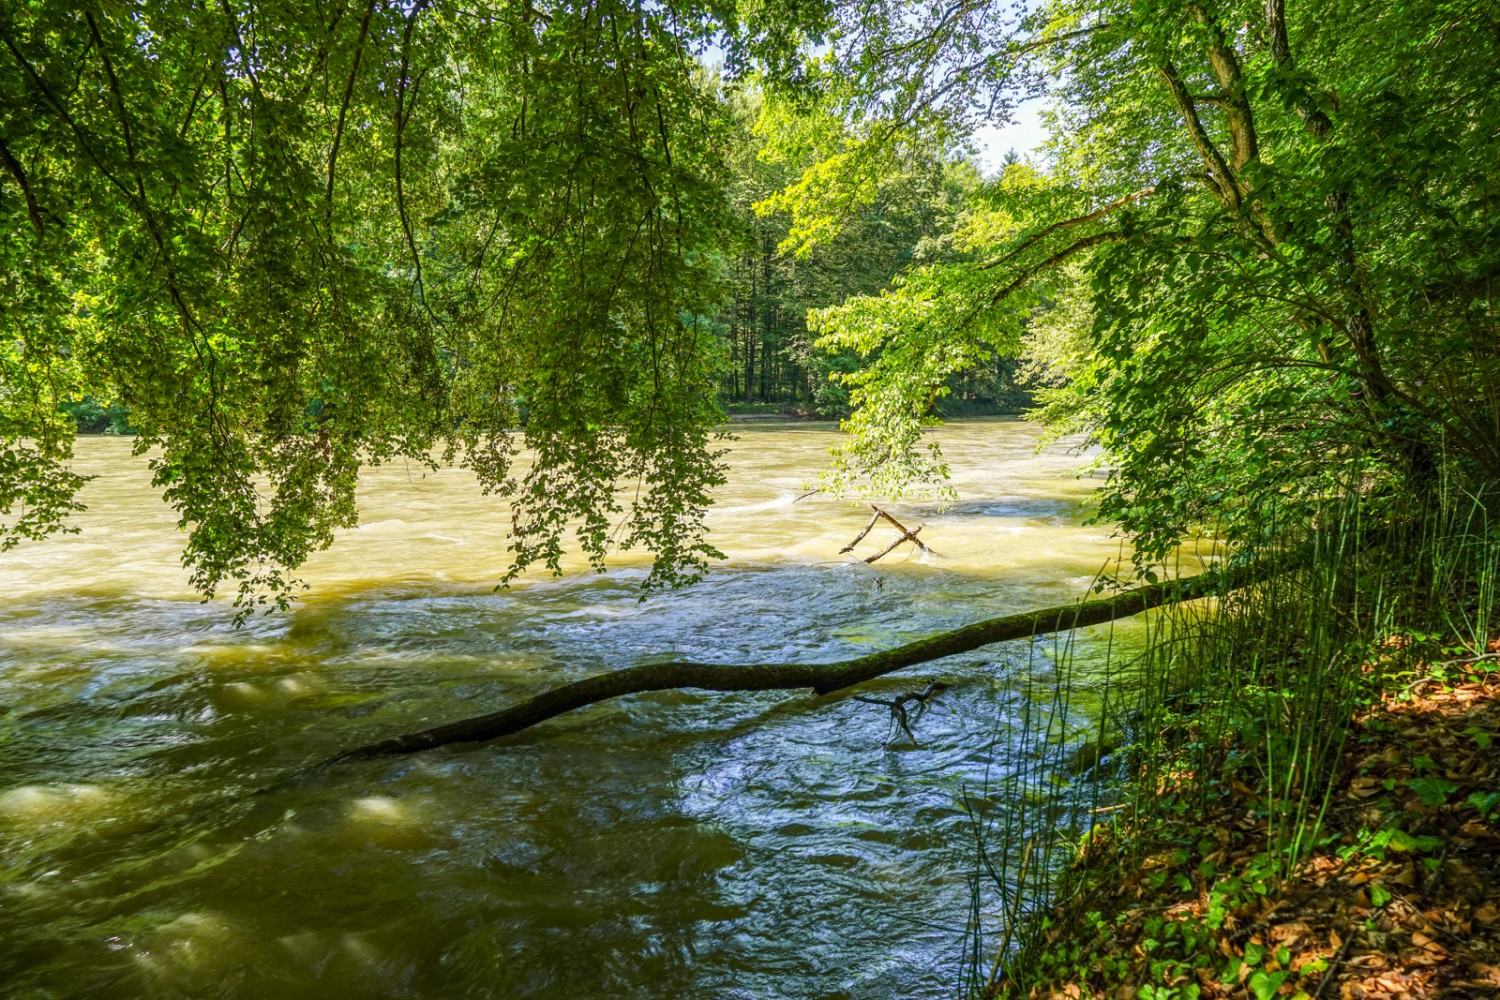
[1,418,1153,999]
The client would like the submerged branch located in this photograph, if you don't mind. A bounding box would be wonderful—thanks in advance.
[840,507,884,553]
[853,679,949,745]
[840,504,934,562]
[320,560,1261,766]
[864,524,923,563]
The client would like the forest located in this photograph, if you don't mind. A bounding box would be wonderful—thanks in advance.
[2,0,1498,997]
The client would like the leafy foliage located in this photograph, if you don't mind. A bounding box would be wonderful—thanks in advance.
[760,0,1500,562]
[8,0,1499,610]
[1,0,736,614]
[708,83,992,416]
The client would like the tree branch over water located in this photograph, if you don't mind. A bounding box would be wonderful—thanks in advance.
[320,560,1270,766]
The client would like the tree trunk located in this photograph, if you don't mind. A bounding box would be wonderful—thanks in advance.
[319,563,1264,767]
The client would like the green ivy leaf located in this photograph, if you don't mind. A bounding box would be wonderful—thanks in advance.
[1249,970,1289,1000]
[1407,777,1460,808]
[1466,791,1500,818]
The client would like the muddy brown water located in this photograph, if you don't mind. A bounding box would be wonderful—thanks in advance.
[0,419,1152,998]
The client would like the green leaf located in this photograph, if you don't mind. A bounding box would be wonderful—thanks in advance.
[1249,970,1289,1000]
[1406,777,1459,808]
[1466,791,1500,818]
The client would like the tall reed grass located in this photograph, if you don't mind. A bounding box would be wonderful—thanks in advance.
[967,486,1499,995]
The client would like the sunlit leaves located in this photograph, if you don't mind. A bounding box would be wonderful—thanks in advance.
[753,0,1500,568]
[1,0,736,614]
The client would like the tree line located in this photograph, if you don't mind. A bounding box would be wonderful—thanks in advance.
[38,77,1029,424]
[707,89,1029,416]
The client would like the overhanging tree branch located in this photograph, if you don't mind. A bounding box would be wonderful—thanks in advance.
[1156,58,1239,212]
[326,0,378,223]
[1188,3,1259,171]
[982,229,1132,311]
[0,137,46,235]
[977,185,1156,273]
[1263,0,1332,136]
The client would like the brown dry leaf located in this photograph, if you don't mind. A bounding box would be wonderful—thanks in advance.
[1410,931,1447,956]
[1474,903,1500,925]
[1270,920,1310,942]
[1445,859,1477,882]
[1389,865,1418,887]
[1460,819,1496,839]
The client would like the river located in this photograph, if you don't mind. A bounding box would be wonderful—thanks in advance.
[0,418,1142,999]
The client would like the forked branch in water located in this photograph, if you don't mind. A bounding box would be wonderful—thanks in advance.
[840,504,935,562]
[854,679,950,745]
[320,562,1262,767]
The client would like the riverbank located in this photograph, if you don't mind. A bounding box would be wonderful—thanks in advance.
[720,400,1028,422]
[993,637,1500,999]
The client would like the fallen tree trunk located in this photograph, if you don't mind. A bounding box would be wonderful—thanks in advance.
[322,563,1252,766]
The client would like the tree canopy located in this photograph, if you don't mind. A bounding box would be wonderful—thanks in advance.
[4,0,1497,609]
[768,0,1500,561]
[2,0,739,616]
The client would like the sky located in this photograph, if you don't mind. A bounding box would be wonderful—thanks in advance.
[970,98,1050,175]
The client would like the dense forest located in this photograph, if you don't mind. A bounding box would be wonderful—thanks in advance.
[709,100,1028,415]
[3,0,1498,996]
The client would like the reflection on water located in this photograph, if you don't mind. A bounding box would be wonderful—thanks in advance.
[1,419,1142,998]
